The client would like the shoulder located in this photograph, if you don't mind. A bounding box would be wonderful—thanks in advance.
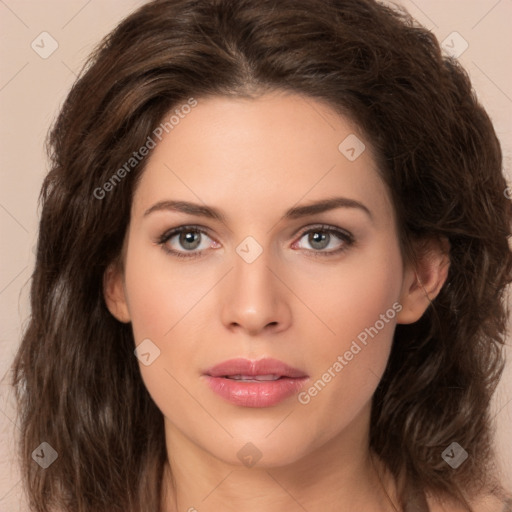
[426,491,511,512]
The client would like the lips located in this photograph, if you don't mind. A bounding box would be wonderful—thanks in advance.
[203,358,309,408]
[205,358,308,379]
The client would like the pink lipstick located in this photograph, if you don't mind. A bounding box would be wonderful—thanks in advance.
[203,358,309,408]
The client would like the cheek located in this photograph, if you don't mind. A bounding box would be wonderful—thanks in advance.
[122,246,208,431]
[294,241,402,418]
[123,239,198,342]
[122,239,209,396]
[297,241,403,359]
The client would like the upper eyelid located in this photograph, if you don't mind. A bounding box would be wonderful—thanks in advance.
[158,224,211,238]
[298,224,352,237]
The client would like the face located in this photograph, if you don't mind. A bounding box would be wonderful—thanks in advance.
[105,91,436,468]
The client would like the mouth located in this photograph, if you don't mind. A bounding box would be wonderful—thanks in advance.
[222,374,285,382]
[203,358,309,408]
[204,357,308,379]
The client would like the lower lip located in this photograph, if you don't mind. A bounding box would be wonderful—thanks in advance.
[204,376,308,407]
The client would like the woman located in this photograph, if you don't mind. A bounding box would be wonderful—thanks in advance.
[11,0,512,510]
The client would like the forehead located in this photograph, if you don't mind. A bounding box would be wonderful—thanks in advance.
[132,92,394,227]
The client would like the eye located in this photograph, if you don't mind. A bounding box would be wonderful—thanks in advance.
[157,224,354,259]
[157,226,218,259]
[293,225,354,256]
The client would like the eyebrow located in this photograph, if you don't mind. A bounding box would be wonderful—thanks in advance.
[143,196,373,223]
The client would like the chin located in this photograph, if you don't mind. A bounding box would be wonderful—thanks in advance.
[208,426,321,469]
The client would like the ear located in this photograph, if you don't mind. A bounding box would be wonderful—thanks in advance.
[103,261,131,323]
[396,236,450,324]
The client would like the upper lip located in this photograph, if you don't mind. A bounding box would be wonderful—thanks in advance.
[204,358,308,378]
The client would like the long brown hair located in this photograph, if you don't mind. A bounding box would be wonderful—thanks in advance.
[11,0,512,510]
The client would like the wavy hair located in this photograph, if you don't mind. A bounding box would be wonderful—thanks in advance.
[11,0,512,510]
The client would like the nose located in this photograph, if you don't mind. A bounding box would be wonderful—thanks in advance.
[220,245,292,336]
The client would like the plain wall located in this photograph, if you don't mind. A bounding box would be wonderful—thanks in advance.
[1,0,511,509]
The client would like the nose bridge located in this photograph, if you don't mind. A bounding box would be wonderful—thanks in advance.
[233,236,277,308]
[220,234,290,333]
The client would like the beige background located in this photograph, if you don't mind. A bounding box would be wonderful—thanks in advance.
[0,0,511,509]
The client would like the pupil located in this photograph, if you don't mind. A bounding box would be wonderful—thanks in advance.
[181,231,200,250]
[310,231,328,249]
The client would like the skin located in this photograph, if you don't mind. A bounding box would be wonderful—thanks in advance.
[104,91,450,512]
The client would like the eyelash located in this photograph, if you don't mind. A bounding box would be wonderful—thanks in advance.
[156,224,355,259]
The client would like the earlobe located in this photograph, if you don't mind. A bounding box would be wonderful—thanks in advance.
[396,237,450,325]
[103,262,131,323]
